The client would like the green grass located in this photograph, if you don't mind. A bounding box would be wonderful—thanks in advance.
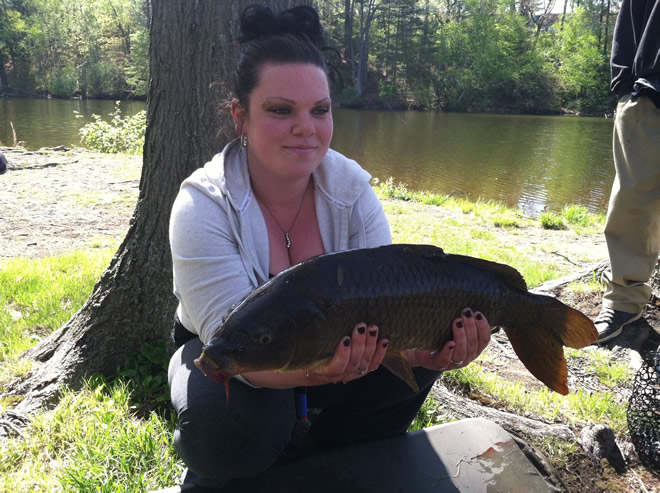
[0,183,623,490]
[584,348,634,389]
[438,362,629,433]
[0,377,180,492]
[0,249,115,367]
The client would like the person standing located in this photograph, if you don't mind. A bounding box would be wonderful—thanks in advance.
[595,0,660,343]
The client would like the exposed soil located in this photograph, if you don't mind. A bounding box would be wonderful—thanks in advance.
[1,147,659,492]
[1,146,141,258]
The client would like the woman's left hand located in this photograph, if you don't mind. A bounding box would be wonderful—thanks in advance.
[406,307,491,371]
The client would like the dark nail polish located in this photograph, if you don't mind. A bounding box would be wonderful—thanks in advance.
[357,325,366,335]
[464,309,473,318]
[343,337,351,347]
[456,320,463,328]
[475,312,483,321]
[382,341,389,348]
[369,329,377,337]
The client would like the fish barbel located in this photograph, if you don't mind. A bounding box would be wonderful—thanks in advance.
[195,244,597,398]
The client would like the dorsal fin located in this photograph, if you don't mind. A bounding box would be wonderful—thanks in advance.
[392,244,528,292]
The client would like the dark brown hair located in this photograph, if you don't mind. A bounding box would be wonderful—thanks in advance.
[233,5,327,108]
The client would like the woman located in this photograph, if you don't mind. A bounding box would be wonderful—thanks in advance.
[168,5,491,490]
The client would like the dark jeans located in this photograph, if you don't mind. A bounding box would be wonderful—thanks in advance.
[168,337,441,489]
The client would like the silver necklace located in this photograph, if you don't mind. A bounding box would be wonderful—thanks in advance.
[254,182,309,250]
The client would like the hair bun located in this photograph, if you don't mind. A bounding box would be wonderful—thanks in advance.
[239,5,324,48]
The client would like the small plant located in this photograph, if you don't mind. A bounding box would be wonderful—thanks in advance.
[562,204,591,227]
[408,396,453,431]
[110,339,171,411]
[539,212,566,230]
[79,102,146,154]
[587,349,633,388]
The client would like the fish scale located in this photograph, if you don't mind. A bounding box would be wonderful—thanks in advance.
[195,244,598,397]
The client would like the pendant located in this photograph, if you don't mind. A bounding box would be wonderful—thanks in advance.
[284,232,291,249]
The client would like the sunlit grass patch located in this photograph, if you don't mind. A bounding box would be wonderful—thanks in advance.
[439,363,628,433]
[0,249,114,362]
[539,211,566,230]
[566,279,604,296]
[585,348,634,389]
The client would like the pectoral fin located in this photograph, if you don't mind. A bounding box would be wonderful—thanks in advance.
[382,351,419,392]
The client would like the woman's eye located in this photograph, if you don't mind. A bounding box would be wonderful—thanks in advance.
[269,107,291,115]
[313,107,330,115]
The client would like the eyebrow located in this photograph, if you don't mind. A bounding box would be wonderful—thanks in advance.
[264,97,331,105]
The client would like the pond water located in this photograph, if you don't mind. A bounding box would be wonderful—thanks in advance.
[0,99,615,215]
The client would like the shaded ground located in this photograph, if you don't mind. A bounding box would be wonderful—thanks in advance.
[1,147,659,492]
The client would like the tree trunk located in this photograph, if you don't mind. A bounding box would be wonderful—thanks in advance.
[344,0,356,81]
[4,0,304,417]
[355,0,379,98]
[0,51,9,89]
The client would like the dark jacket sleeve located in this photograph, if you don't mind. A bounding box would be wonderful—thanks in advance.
[610,0,660,97]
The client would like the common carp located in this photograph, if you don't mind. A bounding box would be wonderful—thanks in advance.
[195,244,597,399]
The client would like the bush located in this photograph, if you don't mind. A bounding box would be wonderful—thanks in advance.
[49,75,76,98]
[79,102,146,154]
[86,61,124,98]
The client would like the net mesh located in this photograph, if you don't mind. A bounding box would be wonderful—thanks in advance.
[627,347,660,472]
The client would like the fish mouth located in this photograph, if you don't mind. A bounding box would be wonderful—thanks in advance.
[194,351,236,382]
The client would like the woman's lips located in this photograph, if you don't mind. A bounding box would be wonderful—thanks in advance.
[284,145,317,155]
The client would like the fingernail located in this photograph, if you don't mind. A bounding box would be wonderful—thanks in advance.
[448,343,456,350]
[463,309,473,318]
[429,350,438,356]
[357,325,366,335]
[475,312,483,321]
[456,319,464,329]
[343,337,351,347]
[369,329,377,337]
[382,341,389,348]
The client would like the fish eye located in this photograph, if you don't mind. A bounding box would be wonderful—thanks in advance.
[259,334,272,344]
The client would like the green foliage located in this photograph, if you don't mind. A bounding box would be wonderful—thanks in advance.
[341,87,363,107]
[378,80,400,105]
[79,102,146,154]
[124,28,150,97]
[48,74,77,98]
[539,212,566,230]
[110,340,171,409]
[2,0,149,99]
[563,204,592,227]
[86,61,124,98]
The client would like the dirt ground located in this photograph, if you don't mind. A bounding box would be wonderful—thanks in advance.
[1,147,659,491]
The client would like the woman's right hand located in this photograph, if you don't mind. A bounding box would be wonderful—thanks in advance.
[307,322,389,385]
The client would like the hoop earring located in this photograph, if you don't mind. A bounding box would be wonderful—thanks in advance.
[241,135,248,147]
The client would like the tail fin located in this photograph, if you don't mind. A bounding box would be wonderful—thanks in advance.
[504,297,597,395]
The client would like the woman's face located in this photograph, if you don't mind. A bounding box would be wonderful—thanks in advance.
[232,63,333,182]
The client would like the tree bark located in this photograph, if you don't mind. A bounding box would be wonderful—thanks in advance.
[355,0,379,98]
[0,48,9,89]
[4,0,304,417]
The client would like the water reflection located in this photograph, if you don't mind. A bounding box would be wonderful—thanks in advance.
[332,110,614,215]
[0,99,615,215]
